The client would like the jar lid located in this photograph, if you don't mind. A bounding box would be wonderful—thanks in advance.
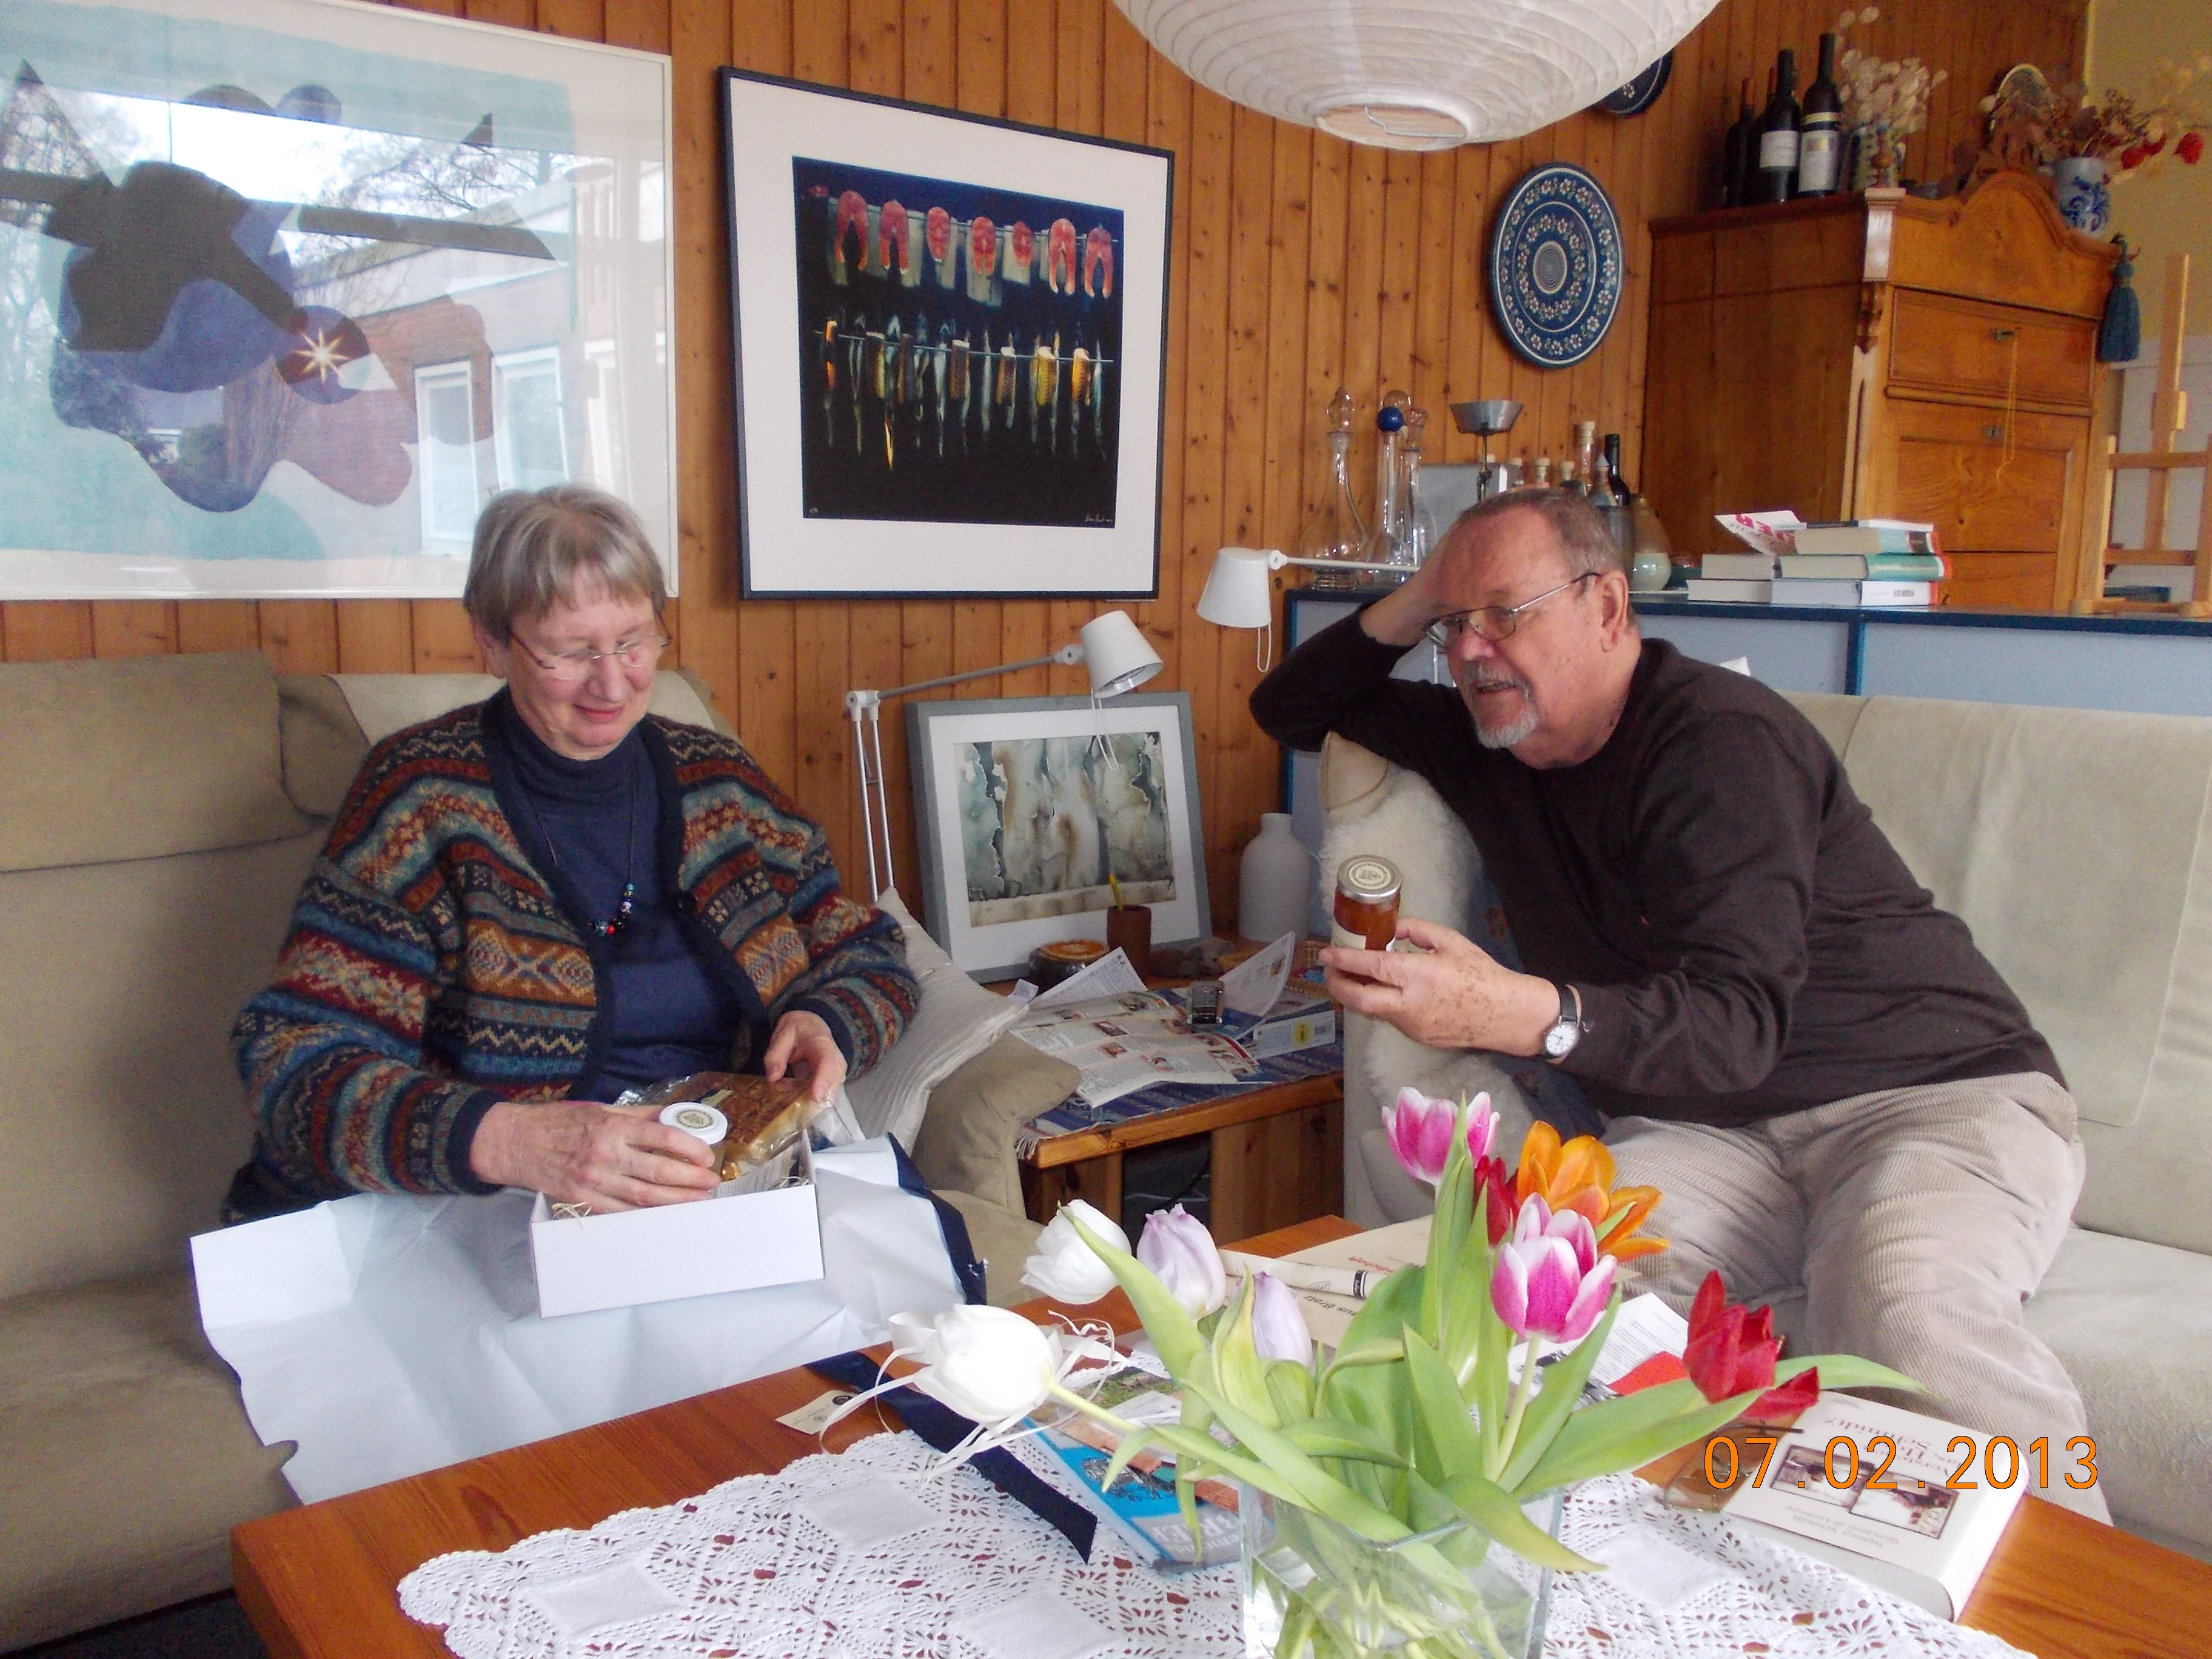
[1337,855,1402,903]
[659,1101,729,1144]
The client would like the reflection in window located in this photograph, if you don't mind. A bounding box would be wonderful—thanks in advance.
[415,361,478,548]
[494,347,568,491]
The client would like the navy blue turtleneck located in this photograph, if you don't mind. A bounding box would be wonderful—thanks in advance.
[495,697,740,1100]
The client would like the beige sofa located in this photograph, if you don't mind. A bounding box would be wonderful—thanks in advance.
[1319,692,2212,1564]
[0,649,1050,1652]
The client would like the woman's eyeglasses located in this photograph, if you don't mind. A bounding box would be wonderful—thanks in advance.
[512,633,671,683]
[1422,573,1596,647]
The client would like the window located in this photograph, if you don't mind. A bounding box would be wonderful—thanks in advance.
[492,347,569,492]
[415,360,479,549]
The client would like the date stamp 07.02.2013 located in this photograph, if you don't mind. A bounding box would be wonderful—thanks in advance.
[1676,1431,2101,1504]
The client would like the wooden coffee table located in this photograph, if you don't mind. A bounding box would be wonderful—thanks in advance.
[232,1218,2212,1659]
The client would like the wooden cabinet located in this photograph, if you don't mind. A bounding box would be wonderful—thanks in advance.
[1641,173,2119,610]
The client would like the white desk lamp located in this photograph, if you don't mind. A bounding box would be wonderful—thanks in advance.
[1197,546,1407,669]
[842,609,1163,901]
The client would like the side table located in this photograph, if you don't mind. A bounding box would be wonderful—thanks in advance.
[1019,1070,1344,1243]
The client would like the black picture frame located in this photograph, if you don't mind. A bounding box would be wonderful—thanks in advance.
[721,69,1173,599]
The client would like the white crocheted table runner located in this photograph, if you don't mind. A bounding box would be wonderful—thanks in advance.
[398,1432,2029,1658]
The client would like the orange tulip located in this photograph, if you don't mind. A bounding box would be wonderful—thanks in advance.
[1513,1123,1668,1262]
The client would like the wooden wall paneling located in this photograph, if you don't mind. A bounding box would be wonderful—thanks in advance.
[2,605,93,663]
[1409,150,1455,451]
[1138,23,1192,705]
[1210,102,1282,911]
[1375,152,1421,404]
[176,603,264,656]
[1261,126,1315,555]
[1046,0,1107,708]
[410,600,481,671]
[788,1,859,878]
[337,601,417,673]
[1443,141,1493,473]
[258,602,341,675]
[464,0,535,26]
[1178,84,1234,922]
[538,0,605,38]
[1562,110,1604,457]
[1338,142,1387,505]
[991,0,1054,713]
[728,0,797,791]
[605,0,669,52]
[90,603,178,658]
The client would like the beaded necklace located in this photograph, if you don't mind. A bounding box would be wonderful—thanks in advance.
[514,759,640,940]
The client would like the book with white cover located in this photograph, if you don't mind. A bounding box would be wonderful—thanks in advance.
[1699,552,1780,579]
[1720,1393,2025,1619]
[1684,577,1774,602]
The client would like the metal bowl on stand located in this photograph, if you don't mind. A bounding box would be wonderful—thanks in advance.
[1449,398,1523,438]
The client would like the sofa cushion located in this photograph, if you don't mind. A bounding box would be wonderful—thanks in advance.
[912,1034,1081,1219]
[276,672,370,817]
[2025,1226,2212,1558]
[847,890,1027,1148]
[0,831,322,1301]
[0,651,312,874]
[0,1272,293,1649]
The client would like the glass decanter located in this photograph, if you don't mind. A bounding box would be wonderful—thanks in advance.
[1301,387,1370,592]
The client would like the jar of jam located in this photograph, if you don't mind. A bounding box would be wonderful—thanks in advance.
[1332,856,1402,951]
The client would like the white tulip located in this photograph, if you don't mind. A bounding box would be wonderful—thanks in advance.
[888,1306,1060,1424]
[1020,1199,1129,1303]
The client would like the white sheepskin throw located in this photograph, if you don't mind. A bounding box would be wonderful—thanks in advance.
[1318,733,1540,1224]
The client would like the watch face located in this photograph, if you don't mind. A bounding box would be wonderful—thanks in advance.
[1544,1023,1575,1058]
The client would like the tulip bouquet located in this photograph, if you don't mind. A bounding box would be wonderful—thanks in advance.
[936,1090,1917,1659]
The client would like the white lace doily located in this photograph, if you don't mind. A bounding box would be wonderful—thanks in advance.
[398,1435,2030,1658]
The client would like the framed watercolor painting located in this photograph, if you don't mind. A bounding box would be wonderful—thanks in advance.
[722,69,1171,599]
[907,693,1208,980]
[0,0,675,600]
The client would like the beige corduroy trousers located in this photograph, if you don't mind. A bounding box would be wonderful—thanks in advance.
[1604,1070,2110,1521]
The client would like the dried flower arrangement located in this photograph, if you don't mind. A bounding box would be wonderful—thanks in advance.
[1835,8,1946,137]
[1978,56,2210,178]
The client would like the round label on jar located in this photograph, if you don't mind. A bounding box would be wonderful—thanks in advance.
[660,1102,729,1144]
[1339,856,1401,901]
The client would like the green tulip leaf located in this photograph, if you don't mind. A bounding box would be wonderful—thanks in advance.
[1277,1417,1412,1468]
[1775,1353,1925,1393]
[1267,1358,1318,1424]
[1402,1326,1486,1486]
[1429,1468,1606,1574]
[1497,1296,1620,1492]
[1214,1275,1282,1429]
[1513,1379,1765,1497]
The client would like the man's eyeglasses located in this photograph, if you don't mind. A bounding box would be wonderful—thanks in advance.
[1423,573,1597,648]
[512,632,671,683]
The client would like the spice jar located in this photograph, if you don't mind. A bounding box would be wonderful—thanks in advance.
[1332,856,1402,951]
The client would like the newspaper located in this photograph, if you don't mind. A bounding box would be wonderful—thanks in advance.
[1012,989,1253,1107]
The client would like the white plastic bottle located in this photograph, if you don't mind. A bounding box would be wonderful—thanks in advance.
[1238,813,1313,942]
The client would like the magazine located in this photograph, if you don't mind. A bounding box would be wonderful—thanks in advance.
[1031,1352,1242,1570]
[1677,1393,2028,1618]
[1012,990,1255,1106]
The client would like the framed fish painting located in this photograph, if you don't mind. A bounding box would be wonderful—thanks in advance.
[906,692,1207,980]
[722,70,1172,598]
[0,0,675,600]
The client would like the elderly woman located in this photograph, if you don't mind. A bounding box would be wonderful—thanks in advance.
[224,485,915,1221]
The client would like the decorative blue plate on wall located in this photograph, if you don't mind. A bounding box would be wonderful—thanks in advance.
[1597,52,1674,116]
[1489,163,1624,370]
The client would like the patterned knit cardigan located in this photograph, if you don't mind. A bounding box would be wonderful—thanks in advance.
[227,698,916,1217]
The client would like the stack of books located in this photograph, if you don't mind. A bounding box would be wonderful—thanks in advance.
[1689,518,1946,608]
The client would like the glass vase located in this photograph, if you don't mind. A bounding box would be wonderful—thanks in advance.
[1238,1484,1559,1659]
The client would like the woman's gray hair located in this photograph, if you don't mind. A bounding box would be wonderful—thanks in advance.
[1445,487,1626,580]
[463,486,668,640]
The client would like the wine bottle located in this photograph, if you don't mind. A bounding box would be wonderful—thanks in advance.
[1721,77,1757,207]
[1757,49,1801,204]
[1798,34,1843,196]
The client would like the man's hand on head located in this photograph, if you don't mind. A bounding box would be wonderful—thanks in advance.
[1321,916,1561,1057]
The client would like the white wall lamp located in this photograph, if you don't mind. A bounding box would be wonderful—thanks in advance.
[1196,546,1406,671]
[843,609,1164,902]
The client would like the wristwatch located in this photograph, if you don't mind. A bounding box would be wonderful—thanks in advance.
[1541,982,1584,1062]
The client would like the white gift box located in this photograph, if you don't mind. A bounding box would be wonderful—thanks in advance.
[527,1139,824,1318]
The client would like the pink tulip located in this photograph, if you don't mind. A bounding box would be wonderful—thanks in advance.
[1463,1094,1500,1165]
[1385,1088,1501,1187]
[1490,1195,1616,1344]
[1137,1204,1228,1316]
[1250,1272,1313,1364]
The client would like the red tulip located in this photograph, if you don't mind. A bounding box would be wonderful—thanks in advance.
[1683,1272,1819,1424]
[2122,145,2151,170]
[2180,130,2205,165]
[1475,1155,1515,1246]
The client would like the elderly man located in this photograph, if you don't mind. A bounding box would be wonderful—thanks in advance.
[1251,488,2106,1519]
